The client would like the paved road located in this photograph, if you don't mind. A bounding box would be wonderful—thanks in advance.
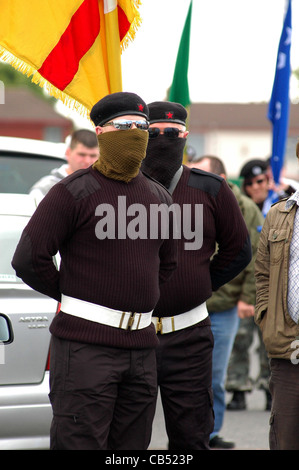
[149,390,270,451]
[149,330,271,451]
[219,390,270,450]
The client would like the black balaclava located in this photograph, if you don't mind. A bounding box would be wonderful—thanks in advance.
[142,135,186,189]
[141,101,188,189]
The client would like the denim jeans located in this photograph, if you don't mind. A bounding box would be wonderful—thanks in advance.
[209,307,240,439]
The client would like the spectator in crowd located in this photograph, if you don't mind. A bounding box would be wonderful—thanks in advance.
[30,129,99,204]
[240,159,270,214]
[225,159,271,411]
[255,141,299,450]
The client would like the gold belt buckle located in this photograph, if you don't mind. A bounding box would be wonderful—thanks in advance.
[156,318,163,334]
[156,316,175,334]
[127,312,136,330]
[120,312,139,330]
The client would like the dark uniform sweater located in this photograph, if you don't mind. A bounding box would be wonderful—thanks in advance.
[12,167,177,349]
[151,166,252,317]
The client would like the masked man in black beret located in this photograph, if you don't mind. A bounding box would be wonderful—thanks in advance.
[12,92,178,450]
[141,101,252,450]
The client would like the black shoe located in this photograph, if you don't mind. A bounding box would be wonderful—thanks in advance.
[226,391,246,410]
[209,436,235,449]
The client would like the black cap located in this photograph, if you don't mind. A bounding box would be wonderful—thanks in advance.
[90,92,149,126]
[240,159,268,180]
[148,101,187,126]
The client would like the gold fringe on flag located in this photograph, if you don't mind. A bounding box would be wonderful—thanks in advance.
[0,45,92,118]
[0,0,143,119]
[120,0,142,51]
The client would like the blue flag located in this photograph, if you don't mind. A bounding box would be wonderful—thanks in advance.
[268,0,292,185]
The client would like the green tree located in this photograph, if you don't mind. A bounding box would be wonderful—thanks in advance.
[0,61,56,104]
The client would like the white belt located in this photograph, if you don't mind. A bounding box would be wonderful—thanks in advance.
[61,294,152,331]
[152,302,208,334]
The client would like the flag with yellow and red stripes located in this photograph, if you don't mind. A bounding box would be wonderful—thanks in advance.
[0,0,141,116]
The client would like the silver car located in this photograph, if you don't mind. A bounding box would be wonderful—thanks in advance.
[0,193,58,450]
[0,136,66,194]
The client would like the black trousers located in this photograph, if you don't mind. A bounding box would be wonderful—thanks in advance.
[156,317,214,450]
[269,358,299,450]
[49,336,157,450]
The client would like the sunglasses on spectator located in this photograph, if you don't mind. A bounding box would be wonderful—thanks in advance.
[148,127,185,139]
[103,120,149,130]
[244,177,267,187]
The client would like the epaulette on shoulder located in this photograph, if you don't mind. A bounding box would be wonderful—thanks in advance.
[61,168,101,200]
[188,168,224,197]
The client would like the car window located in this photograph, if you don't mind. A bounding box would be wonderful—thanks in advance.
[0,214,29,283]
[0,153,65,194]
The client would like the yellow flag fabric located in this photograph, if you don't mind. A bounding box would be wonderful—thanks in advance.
[0,0,141,117]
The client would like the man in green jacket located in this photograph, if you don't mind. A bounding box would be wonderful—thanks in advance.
[190,155,264,449]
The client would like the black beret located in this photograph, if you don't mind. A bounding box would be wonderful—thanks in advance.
[148,101,187,126]
[240,159,268,179]
[90,92,149,126]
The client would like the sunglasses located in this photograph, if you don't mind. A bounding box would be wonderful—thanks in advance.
[103,119,149,130]
[148,127,185,139]
[244,177,267,187]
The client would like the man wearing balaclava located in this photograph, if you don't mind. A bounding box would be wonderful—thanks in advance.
[141,101,252,450]
[12,92,178,450]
